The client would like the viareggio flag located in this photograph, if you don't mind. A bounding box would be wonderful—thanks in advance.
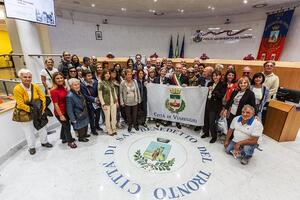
[147,83,208,126]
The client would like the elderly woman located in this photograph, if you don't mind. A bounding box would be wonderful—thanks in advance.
[222,76,256,127]
[66,78,90,142]
[120,69,141,132]
[13,69,53,155]
[50,72,77,148]
[98,69,118,136]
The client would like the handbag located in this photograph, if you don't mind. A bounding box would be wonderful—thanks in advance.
[12,84,33,122]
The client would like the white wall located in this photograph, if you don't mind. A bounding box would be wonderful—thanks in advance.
[0,110,25,163]
[48,9,300,61]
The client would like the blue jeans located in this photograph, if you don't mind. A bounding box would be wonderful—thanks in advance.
[225,140,258,159]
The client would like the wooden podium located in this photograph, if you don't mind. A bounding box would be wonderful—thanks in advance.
[264,100,300,142]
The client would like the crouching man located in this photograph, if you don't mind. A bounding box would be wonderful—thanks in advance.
[224,105,263,165]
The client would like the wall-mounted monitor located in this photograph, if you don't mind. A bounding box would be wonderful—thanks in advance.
[4,0,55,26]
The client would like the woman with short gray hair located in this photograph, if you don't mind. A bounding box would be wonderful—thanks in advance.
[66,78,90,142]
[13,69,52,155]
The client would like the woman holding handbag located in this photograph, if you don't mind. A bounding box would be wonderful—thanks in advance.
[13,69,53,155]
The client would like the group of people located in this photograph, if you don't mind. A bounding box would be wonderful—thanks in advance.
[13,52,280,165]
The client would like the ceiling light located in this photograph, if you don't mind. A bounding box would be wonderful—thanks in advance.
[243,0,248,4]
[154,0,158,2]
[208,6,211,9]
[91,3,96,7]
[211,7,215,10]
[121,8,127,11]
[177,9,184,13]
[149,9,156,13]
[208,27,220,30]
[252,3,267,8]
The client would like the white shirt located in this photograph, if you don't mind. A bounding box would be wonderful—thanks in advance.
[230,116,263,144]
[40,68,58,89]
[230,91,245,115]
[252,87,263,105]
[21,83,32,101]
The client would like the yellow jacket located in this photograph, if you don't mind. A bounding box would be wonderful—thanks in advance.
[13,83,46,113]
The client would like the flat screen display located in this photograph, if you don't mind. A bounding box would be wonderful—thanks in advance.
[4,0,55,26]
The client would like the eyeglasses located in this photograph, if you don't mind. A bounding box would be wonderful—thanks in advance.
[64,54,71,56]
[243,72,250,74]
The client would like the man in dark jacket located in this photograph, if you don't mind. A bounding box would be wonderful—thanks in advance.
[80,70,102,135]
[58,51,72,78]
[198,66,214,87]
[169,63,188,129]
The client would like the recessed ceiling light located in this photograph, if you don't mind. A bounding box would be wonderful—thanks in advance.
[252,3,267,8]
[121,8,127,11]
[91,3,96,7]
[211,6,215,10]
[149,9,156,13]
[208,6,211,9]
[243,0,248,4]
[177,9,184,13]
[154,0,158,2]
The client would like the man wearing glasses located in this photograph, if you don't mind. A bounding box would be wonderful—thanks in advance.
[242,66,252,81]
[261,61,279,124]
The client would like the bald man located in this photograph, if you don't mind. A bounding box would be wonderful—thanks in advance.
[198,66,214,87]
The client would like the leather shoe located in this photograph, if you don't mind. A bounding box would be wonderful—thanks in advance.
[128,126,132,133]
[41,143,53,148]
[85,134,91,138]
[194,126,201,131]
[96,126,103,131]
[28,148,36,155]
[78,138,89,142]
[209,138,217,143]
[91,131,99,136]
[176,123,182,129]
[201,134,209,138]
[134,125,139,131]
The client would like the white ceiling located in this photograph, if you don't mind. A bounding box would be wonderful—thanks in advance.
[54,0,300,18]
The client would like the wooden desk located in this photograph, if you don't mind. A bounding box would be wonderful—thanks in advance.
[264,100,300,142]
[0,100,15,114]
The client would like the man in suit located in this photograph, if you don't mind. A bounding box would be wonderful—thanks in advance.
[169,63,188,87]
[169,63,188,129]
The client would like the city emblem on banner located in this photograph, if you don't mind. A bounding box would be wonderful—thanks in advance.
[133,138,175,171]
[165,88,186,113]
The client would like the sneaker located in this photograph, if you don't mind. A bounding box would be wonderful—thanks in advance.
[240,157,249,165]
[28,148,36,155]
[41,143,53,148]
